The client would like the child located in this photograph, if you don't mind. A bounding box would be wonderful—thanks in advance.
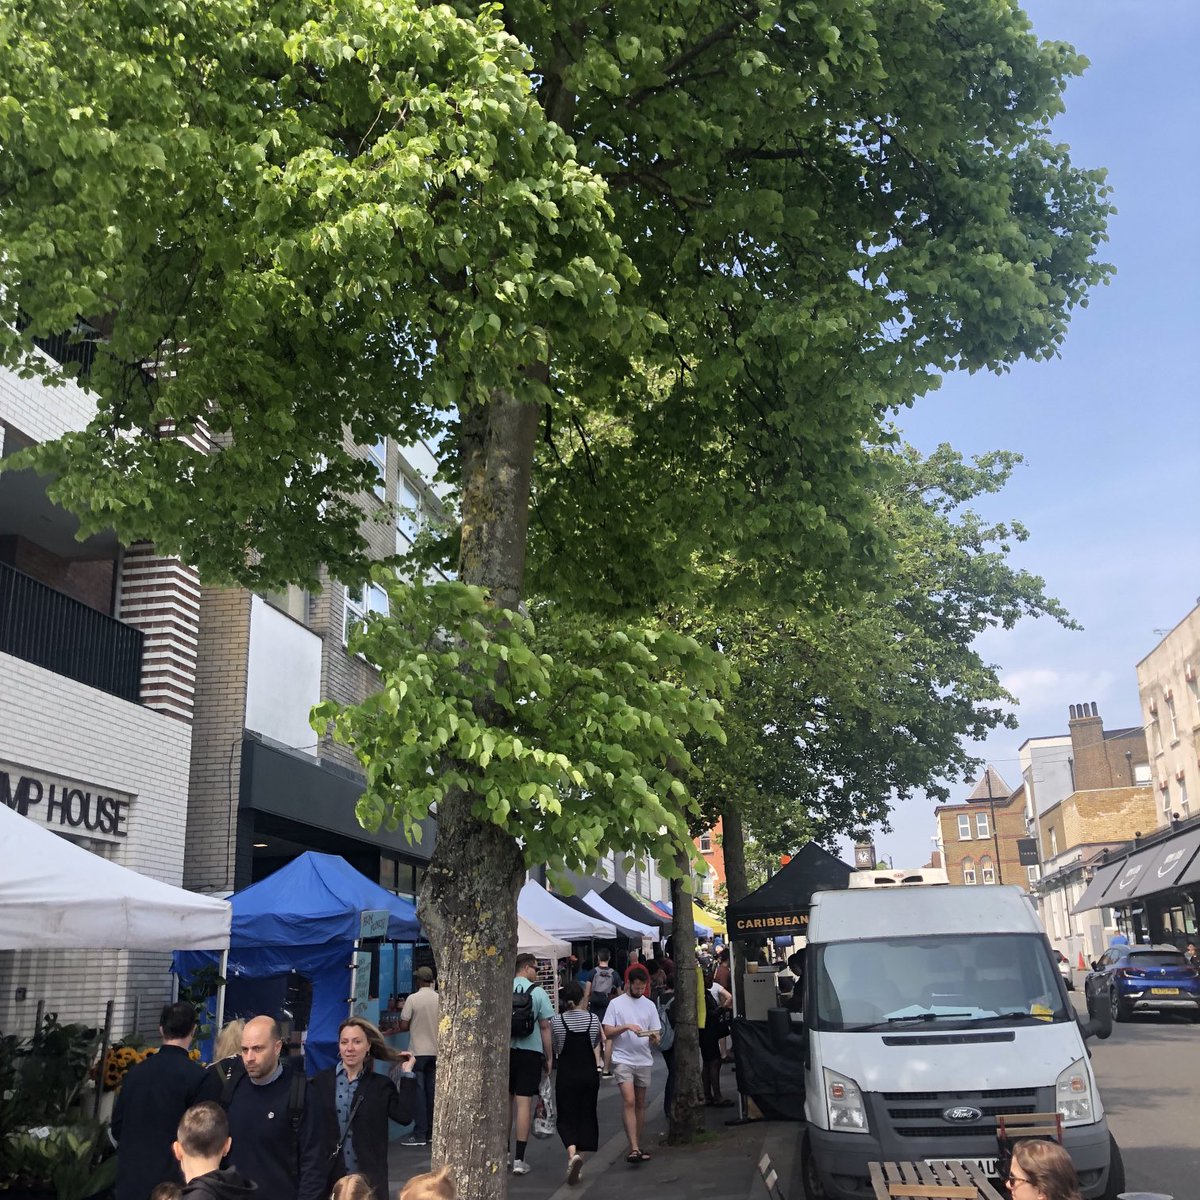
[172,1101,256,1199]
[331,1176,375,1200]
[399,1165,456,1200]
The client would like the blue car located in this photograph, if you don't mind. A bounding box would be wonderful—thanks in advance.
[1084,943,1200,1022]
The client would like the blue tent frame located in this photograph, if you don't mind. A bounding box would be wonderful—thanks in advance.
[175,852,420,1072]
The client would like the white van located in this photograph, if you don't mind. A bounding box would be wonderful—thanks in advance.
[798,884,1122,1199]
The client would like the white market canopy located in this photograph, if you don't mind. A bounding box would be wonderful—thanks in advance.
[0,804,231,951]
[518,913,570,961]
[584,889,660,939]
[518,879,615,940]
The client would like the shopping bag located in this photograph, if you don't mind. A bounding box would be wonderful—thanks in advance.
[532,1074,556,1138]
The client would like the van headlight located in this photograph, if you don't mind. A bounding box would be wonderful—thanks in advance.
[1056,1057,1096,1126]
[823,1067,869,1133]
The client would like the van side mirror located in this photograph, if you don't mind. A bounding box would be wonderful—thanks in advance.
[767,1006,802,1051]
[1078,1005,1112,1041]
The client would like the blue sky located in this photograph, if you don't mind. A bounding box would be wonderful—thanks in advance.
[848,0,1200,868]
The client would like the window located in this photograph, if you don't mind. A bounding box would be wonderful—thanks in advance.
[962,858,976,885]
[979,855,995,885]
[1166,693,1179,742]
[699,832,712,853]
[1049,828,1058,857]
[1181,778,1190,814]
[975,812,990,839]
[1027,864,1040,885]
[957,815,972,840]
[397,475,423,543]
[367,437,388,500]
[1162,782,1172,814]
[1134,762,1152,785]
[344,582,389,644]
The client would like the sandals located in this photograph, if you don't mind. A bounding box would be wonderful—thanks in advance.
[626,1150,652,1164]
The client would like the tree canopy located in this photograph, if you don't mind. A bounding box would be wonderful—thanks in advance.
[685,441,1075,895]
[0,0,1112,1189]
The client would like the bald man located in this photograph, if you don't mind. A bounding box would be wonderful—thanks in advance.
[219,1016,326,1200]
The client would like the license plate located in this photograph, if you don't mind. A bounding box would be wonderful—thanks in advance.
[1151,987,1180,995]
[924,1158,998,1179]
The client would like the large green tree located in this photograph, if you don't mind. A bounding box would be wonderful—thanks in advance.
[690,441,1077,904]
[0,1,1109,1194]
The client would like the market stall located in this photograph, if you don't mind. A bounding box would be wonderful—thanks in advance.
[174,851,419,1071]
[725,843,852,1121]
[518,879,616,941]
[0,802,231,951]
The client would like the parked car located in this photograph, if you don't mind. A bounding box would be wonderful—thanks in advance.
[1055,948,1075,991]
[1084,943,1200,1021]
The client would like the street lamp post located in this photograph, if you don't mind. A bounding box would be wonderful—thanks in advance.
[987,770,1003,885]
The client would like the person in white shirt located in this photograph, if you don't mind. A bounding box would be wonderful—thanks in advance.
[398,966,440,1146]
[601,967,660,1164]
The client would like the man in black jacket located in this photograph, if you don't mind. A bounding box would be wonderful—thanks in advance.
[112,1001,221,1200]
[222,1015,326,1200]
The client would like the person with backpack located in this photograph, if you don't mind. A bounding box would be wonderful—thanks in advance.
[509,953,554,1176]
[588,950,620,1077]
[220,1015,327,1200]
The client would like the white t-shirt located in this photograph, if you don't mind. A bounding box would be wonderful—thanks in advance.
[602,993,661,1067]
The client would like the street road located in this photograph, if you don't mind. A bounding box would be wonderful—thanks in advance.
[1081,992,1200,1199]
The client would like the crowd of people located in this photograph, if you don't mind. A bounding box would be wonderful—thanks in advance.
[113,1002,436,1200]
[111,945,1091,1200]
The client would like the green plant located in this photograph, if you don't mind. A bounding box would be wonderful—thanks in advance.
[1,1121,116,1200]
[177,965,225,1045]
[17,1015,100,1127]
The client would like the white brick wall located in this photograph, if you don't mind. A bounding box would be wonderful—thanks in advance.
[0,357,97,443]
[0,651,193,1038]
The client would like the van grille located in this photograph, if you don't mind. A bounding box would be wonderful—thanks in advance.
[878,1088,1040,1139]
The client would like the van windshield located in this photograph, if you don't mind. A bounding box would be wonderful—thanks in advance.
[810,934,1068,1032]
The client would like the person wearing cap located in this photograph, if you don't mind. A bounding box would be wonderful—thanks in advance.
[398,966,440,1147]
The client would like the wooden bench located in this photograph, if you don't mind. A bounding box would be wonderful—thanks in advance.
[868,1160,1006,1200]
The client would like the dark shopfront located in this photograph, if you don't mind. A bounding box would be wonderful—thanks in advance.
[235,732,435,896]
[1073,821,1200,948]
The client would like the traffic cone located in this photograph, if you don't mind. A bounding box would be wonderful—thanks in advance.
[1077,951,1086,971]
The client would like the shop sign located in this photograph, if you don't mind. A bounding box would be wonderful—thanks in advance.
[0,760,130,842]
[731,911,809,935]
[359,909,390,940]
[352,951,372,1017]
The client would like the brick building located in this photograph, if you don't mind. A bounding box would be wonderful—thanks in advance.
[694,818,728,901]
[184,433,445,896]
[934,766,1031,891]
[0,349,199,1037]
[1024,703,1153,963]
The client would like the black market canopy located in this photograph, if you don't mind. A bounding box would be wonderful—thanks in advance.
[726,842,852,939]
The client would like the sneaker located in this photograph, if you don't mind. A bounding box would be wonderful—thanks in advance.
[601,1070,614,1078]
[511,1159,531,1176]
[567,1154,584,1186]
[401,1135,429,1147]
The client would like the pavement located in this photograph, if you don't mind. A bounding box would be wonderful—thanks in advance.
[386,1059,804,1200]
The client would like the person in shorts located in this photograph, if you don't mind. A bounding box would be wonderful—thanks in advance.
[509,953,553,1176]
[601,967,660,1164]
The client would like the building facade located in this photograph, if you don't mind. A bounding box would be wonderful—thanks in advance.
[0,352,200,1037]
[934,767,1032,891]
[694,818,728,901]
[1137,602,1200,830]
[183,434,446,898]
[1024,703,1153,960]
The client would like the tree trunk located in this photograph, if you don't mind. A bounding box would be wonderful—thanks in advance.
[720,800,751,904]
[666,859,706,1143]
[420,388,540,1200]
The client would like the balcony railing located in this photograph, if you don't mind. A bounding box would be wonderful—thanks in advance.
[0,560,144,703]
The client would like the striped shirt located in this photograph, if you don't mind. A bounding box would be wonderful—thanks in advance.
[551,1009,601,1058]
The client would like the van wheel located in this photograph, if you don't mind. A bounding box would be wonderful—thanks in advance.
[1109,989,1131,1023]
[1100,1134,1125,1199]
[801,1132,828,1200]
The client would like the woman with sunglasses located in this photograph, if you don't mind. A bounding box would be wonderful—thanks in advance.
[1006,1140,1083,1200]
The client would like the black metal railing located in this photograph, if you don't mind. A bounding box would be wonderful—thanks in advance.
[0,561,144,703]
